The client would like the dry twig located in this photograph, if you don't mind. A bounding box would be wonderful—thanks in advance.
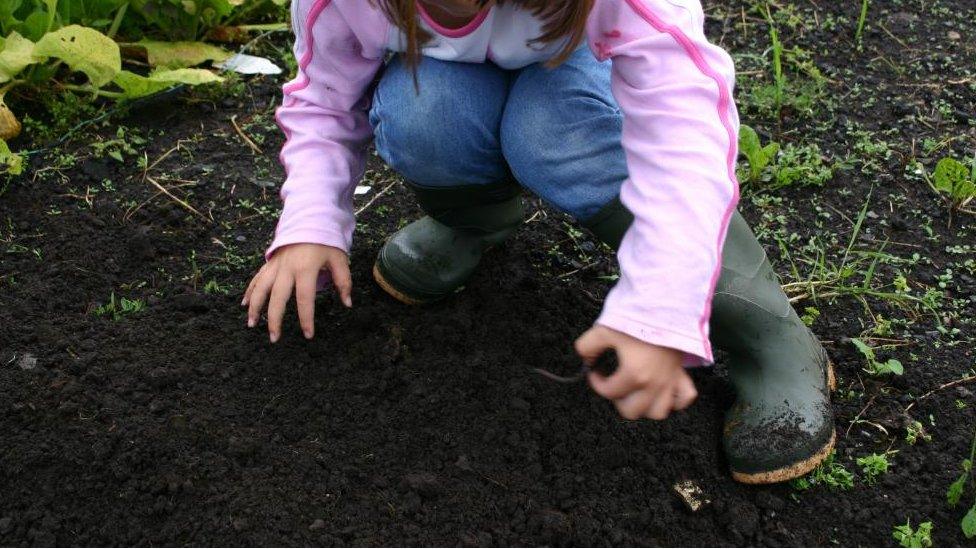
[905,375,976,413]
[355,181,398,216]
[146,176,210,222]
[231,115,264,155]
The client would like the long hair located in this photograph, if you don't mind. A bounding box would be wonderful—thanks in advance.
[369,1,594,70]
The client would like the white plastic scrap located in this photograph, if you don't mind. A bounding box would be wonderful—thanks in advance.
[673,480,710,512]
[354,186,372,195]
[216,54,283,75]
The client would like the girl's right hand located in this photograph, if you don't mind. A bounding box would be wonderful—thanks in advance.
[242,243,352,343]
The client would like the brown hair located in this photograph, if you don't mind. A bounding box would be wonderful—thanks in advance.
[370,1,594,70]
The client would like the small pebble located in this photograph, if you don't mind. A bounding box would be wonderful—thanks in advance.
[309,519,326,531]
[17,353,37,371]
[948,30,961,40]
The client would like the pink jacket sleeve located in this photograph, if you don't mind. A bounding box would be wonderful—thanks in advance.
[586,0,741,364]
[266,0,385,260]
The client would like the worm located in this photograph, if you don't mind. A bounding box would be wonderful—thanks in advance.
[532,364,591,384]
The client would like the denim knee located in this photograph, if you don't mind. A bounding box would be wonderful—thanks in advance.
[369,56,512,186]
[500,49,628,220]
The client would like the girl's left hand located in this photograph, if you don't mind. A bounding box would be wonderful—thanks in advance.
[575,326,697,420]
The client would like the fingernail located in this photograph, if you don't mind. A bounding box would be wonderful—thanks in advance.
[343,295,352,308]
[241,297,248,306]
[303,329,313,339]
[247,318,255,328]
[270,332,279,343]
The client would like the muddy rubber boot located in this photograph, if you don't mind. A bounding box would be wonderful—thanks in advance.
[373,180,524,304]
[585,199,835,484]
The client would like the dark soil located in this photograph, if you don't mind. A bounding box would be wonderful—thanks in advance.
[1,0,975,546]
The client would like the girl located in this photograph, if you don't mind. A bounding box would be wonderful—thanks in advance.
[241,0,835,484]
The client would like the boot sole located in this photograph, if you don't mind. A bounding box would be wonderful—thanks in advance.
[372,262,429,306]
[731,361,837,484]
[731,429,836,484]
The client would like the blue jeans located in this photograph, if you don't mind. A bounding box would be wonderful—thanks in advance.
[368,47,627,222]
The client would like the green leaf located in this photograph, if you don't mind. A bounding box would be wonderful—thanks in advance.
[0,138,23,176]
[33,25,121,87]
[740,124,761,158]
[851,338,875,360]
[893,520,934,548]
[15,10,50,42]
[113,68,222,98]
[963,505,976,539]
[947,474,966,506]
[934,157,968,194]
[130,39,232,69]
[738,124,764,183]
[884,359,904,376]
[0,1,25,26]
[0,31,36,83]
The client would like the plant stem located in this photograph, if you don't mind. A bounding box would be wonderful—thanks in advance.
[228,23,290,32]
[59,84,124,99]
[763,3,785,116]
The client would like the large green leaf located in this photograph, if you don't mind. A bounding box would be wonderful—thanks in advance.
[131,39,231,69]
[13,10,50,42]
[113,67,222,98]
[0,31,35,83]
[33,24,120,86]
[0,1,25,30]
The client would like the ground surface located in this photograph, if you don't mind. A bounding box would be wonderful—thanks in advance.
[1,0,975,546]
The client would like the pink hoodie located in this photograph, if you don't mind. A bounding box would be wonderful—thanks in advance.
[270,0,740,364]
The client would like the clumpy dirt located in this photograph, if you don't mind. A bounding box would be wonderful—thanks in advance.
[1,0,975,546]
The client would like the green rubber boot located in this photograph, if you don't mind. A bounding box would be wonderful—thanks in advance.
[373,180,524,304]
[585,199,835,484]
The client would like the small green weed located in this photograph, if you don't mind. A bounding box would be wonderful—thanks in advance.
[771,143,835,189]
[741,3,827,120]
[947,429,976,539]
[801,306,820,327]
[892,520,933,548]
[203,279,230,295]
[906,421,932,445]
[851,337,904,376]
[93,292,145,320]
[92,126,146,162]
[737,125,780,185]
[792,451,854,491]
[857,451,895,485]
[927,155,976,213]
[736,130,835,191]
